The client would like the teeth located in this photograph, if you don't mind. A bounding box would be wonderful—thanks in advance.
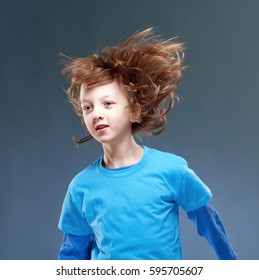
[96,125,108,130]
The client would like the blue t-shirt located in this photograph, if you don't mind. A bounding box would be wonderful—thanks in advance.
[58,146,212,259]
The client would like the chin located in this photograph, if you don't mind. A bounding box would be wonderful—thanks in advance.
[95,136,113,145]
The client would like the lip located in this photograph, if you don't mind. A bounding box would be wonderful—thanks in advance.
[95,124,109,131]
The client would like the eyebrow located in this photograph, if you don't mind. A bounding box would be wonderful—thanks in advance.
[81,95,117,103]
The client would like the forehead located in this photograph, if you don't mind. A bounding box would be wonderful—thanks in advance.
[79,80,126,102]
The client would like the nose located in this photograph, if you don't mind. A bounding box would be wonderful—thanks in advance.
[92,107,104,121]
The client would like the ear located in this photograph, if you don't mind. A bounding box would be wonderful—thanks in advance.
[130,103,142,123]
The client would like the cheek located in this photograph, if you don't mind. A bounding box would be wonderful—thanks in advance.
[82,115,91,129]
[116,109,133,127]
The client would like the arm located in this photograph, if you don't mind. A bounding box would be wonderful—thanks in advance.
[187,204,237,260]
[58,232,94,260]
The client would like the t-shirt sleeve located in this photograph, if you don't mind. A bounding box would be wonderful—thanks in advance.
[176,160,212,212]
[58,183,93,236]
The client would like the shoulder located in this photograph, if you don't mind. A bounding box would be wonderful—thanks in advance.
[145,146,188,170]
[68,157,101,193]
[143,146,190,183]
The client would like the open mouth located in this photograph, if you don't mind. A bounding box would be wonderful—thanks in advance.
[95,124,109,132]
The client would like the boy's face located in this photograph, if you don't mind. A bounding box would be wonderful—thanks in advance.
[80,80,134,145]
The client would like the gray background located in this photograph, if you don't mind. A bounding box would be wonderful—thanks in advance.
[1,0,258,260]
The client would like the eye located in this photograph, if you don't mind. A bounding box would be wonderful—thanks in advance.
[82,104,92,113]
[104,101,115,108]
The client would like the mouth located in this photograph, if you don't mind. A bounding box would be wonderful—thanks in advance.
[95,124,109,132]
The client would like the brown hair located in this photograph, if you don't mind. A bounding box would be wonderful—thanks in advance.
[61,28,185,143]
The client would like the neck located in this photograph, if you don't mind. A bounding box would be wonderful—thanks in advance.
[102,137,143,168]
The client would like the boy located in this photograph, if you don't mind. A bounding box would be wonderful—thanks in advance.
[58,28,237,260]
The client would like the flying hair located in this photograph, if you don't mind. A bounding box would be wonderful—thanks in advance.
[61,28,186,144]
